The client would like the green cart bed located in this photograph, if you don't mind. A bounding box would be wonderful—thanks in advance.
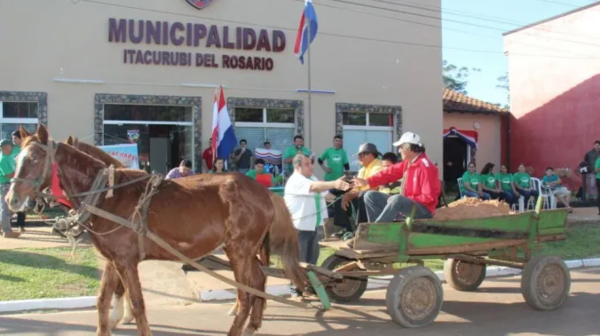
[318,204,571,329]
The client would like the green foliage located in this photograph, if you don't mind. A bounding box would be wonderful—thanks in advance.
[442,60,481,95]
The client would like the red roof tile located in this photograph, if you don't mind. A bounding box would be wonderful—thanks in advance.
[443,88,508,114]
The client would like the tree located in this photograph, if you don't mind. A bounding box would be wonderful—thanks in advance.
[496,72,510,110]
[442,60,481,95]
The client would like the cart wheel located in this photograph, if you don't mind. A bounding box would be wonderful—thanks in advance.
[443,258,486,291]
[321,255,367,304]
[386,266,443,328]
[521,255,570,311]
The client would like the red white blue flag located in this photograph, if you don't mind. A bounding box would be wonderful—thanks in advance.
[211,86,237,160]
[294,0,318,64]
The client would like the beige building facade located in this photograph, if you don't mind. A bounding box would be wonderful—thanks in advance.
[0,0,443,175]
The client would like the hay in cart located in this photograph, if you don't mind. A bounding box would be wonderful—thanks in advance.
[434,197,513,221]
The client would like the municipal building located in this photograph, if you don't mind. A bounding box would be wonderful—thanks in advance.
[0,0,443,174]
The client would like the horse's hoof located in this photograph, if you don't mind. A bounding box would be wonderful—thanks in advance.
[121,314,135,325]
[242,327,256,336]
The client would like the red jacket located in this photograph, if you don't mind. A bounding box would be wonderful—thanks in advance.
[366,153,441,215]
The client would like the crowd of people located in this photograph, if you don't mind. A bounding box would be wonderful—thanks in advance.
[460,161,573,212]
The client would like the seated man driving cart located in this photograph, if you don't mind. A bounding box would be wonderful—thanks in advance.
[352,132,441,226]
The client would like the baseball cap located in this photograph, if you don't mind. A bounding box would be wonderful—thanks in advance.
[0,140,13,148]
[353,143,381,157]
[393,132,422,147]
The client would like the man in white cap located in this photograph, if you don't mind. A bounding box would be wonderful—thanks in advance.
[353,132,441,223]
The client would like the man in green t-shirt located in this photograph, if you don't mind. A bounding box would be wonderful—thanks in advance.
[0,140,18,238]
[283,135,313,176]
[246,159,275,187]
[11,130,26,232]
[318,135,349,181]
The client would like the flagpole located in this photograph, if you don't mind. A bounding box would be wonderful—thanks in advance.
[306,17,313,149]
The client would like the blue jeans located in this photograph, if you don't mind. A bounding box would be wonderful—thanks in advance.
[0,184,13,233]
[363,191,432,223]
[464,190,491,200]
[291,230,319,296]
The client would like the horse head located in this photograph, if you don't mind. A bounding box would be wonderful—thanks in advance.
[8,124,106,212]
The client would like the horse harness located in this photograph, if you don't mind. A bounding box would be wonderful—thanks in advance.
[11,140,163,259]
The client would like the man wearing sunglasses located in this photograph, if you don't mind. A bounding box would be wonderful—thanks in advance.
[353,132,440,223]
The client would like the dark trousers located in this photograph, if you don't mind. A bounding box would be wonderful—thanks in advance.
[291,230,319,296]
[487,190,507,202]
[332,191,367,232]
[516,188,539,206]
[12,212,25,229]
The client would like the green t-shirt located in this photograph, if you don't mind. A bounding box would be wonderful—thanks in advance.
[513,172,531,189]
[595,157,600,179]
[461,171,480,190]
[11,145,20,159]
[496,173,513,191]
[319,147,349,181]
[283,146,311,172]
[0,154,15,184]
[480,174,497,189]
[246,169,276,185]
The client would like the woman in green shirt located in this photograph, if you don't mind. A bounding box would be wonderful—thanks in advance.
[479,162,507,202]
[513,163,539,204]
[461,162,490,199]
[496,164,519,206]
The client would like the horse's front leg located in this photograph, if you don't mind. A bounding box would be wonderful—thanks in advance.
[97,262,120,336]
[115,262,152,336]
[110,280,135,329]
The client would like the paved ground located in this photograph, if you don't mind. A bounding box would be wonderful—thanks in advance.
[0,226,91,250]
[1,267,599,336]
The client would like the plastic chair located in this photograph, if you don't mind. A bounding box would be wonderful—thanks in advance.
[457,178,465,199]
[532,177,556,210]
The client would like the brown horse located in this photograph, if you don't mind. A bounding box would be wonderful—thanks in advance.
[64,136,304,321]
[8,125,306,336]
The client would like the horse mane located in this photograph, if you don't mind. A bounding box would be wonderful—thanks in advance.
[66,137,125,169]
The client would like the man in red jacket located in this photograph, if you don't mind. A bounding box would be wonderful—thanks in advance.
[353,132,441,222]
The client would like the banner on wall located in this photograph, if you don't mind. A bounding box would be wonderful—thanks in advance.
[99,144,140,169]
[254,148,282,176]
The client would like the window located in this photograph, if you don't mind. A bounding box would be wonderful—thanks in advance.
[342,112,394,171]
[0,102,38,139]
[234,108,295,152]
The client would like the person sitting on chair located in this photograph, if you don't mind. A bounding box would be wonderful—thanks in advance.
[352,132,441,224]
[331,143,382,240]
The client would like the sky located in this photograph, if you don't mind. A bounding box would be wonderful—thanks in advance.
[442,0,599,106]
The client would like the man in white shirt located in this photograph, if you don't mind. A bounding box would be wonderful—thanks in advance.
[284,154,350,299]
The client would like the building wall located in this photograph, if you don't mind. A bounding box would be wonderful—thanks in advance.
[443,113,502,169]
[504,5,600,179]
[0,0,443,175]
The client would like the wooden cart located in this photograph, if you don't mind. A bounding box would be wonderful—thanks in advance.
[317,204,571,328]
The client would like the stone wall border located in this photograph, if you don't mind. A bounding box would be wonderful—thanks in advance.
[0,91,48,126]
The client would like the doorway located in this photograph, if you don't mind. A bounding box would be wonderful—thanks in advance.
[443,136,468,183]
[102,104,194,174]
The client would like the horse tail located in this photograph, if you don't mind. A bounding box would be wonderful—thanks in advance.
[259,231,270,268]
[268,192,307,291]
